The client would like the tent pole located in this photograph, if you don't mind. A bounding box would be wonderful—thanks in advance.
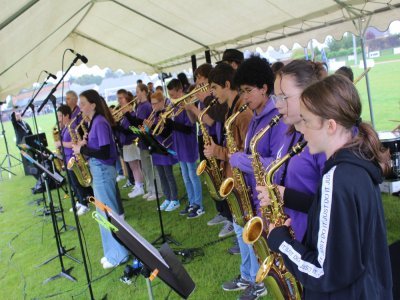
[357,18,375,129]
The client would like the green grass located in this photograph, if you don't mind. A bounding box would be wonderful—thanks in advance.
[0,167,398,300]
[0,53,399,299]
[0,168,245,300]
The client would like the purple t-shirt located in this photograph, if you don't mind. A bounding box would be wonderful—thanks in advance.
[87,114,117,165]
[70,106,81,128]
[243,99,288,212]
[172,110,198,163]
[151,115,178,166]
[135,101,152,150]
[118,112,137,146]
[274,131,326,241]
[60,126,73,163]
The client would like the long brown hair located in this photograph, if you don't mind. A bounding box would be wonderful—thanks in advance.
[137,83,150,102]
[80,89,116,127]
[301,74,390,175]
[278,60,327,134]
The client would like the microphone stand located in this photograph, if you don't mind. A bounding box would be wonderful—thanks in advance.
[39,56,94,299]
[22,75,53,217]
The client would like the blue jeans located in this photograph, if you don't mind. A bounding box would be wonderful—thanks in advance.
[179,161,202,208]
[156,165,178,200]
[89,158,129,265]
[233,221,259,283]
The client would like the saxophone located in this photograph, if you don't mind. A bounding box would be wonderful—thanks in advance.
[243,114,283,242]
[196,99,224,201]
[52,125,64,172]
[242,114,285,300]
[255,141,307,300]
[67,113,92,187]
[219,104,254,227]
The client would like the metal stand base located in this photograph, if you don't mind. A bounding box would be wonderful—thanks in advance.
[36,246,81,268]
[43,267,76,284]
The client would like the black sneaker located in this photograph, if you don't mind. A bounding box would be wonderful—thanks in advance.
[187,206,205,219]
[179,205,193,216]
[222,275,251,291]
[238,283,267,300]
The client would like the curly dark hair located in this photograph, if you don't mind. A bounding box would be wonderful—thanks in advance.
[234,55,274,95]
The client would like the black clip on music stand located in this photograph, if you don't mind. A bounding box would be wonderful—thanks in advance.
[91,199,196,299]
[132,127,180,246]
[20,150,78,284]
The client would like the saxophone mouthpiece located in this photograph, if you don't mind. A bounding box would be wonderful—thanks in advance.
[239,104,248,112]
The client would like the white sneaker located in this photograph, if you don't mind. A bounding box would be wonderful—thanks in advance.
[100,257,107,264]
[77,205,90,216]
[69,202,82,212]
[147,194,157,201]
[128,186,144,198]
[165,200,180,212]
[116,175,125,182]
[159,200,171,211]
[142,192,151,199]
[102,260,117,269]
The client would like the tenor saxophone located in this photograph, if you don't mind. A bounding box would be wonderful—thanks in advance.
[219,104,254,227]
[196,99,224,201]
[255,141,307,300]
[67,113,92,187]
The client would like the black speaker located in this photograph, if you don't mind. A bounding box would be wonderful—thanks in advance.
[205,50,211,63]
[191,55,197,72]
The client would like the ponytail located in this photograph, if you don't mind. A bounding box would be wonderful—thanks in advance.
[347,122,391,176]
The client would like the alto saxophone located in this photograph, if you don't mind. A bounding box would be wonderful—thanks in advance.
[219,104,254,227]
[67,113,92,187]
[242,114,285,300]
[52,125,64,172]
[196,99,224,201]
[243,114,283,242]
[255,141,307,300]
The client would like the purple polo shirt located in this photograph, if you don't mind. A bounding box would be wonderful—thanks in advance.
[172,110,198,163]
[87,114,117,165]
[274,131,326,241]
[135,101,153,150]
[151,114,178,166]
[243,98,288,213]
[60,126,73,163]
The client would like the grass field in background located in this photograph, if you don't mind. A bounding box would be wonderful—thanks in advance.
[0,54,399,299]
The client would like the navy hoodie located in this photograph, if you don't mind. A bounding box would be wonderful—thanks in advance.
[268,148,393,299]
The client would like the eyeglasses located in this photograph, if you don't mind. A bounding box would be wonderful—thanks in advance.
[270,94,288,105]
[239,87,258,96]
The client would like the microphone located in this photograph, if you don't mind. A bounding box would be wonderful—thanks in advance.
[44,70,57,80]
[67,49,88,64]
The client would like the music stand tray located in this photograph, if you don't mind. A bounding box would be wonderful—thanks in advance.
[91,199,195,299]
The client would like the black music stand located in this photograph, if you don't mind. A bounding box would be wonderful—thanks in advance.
[18,143,74,232]
[131,127,180,246]
[91,199,195,299]
[20,150,79,283]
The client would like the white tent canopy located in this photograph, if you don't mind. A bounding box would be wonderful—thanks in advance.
[1,0,399,98]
